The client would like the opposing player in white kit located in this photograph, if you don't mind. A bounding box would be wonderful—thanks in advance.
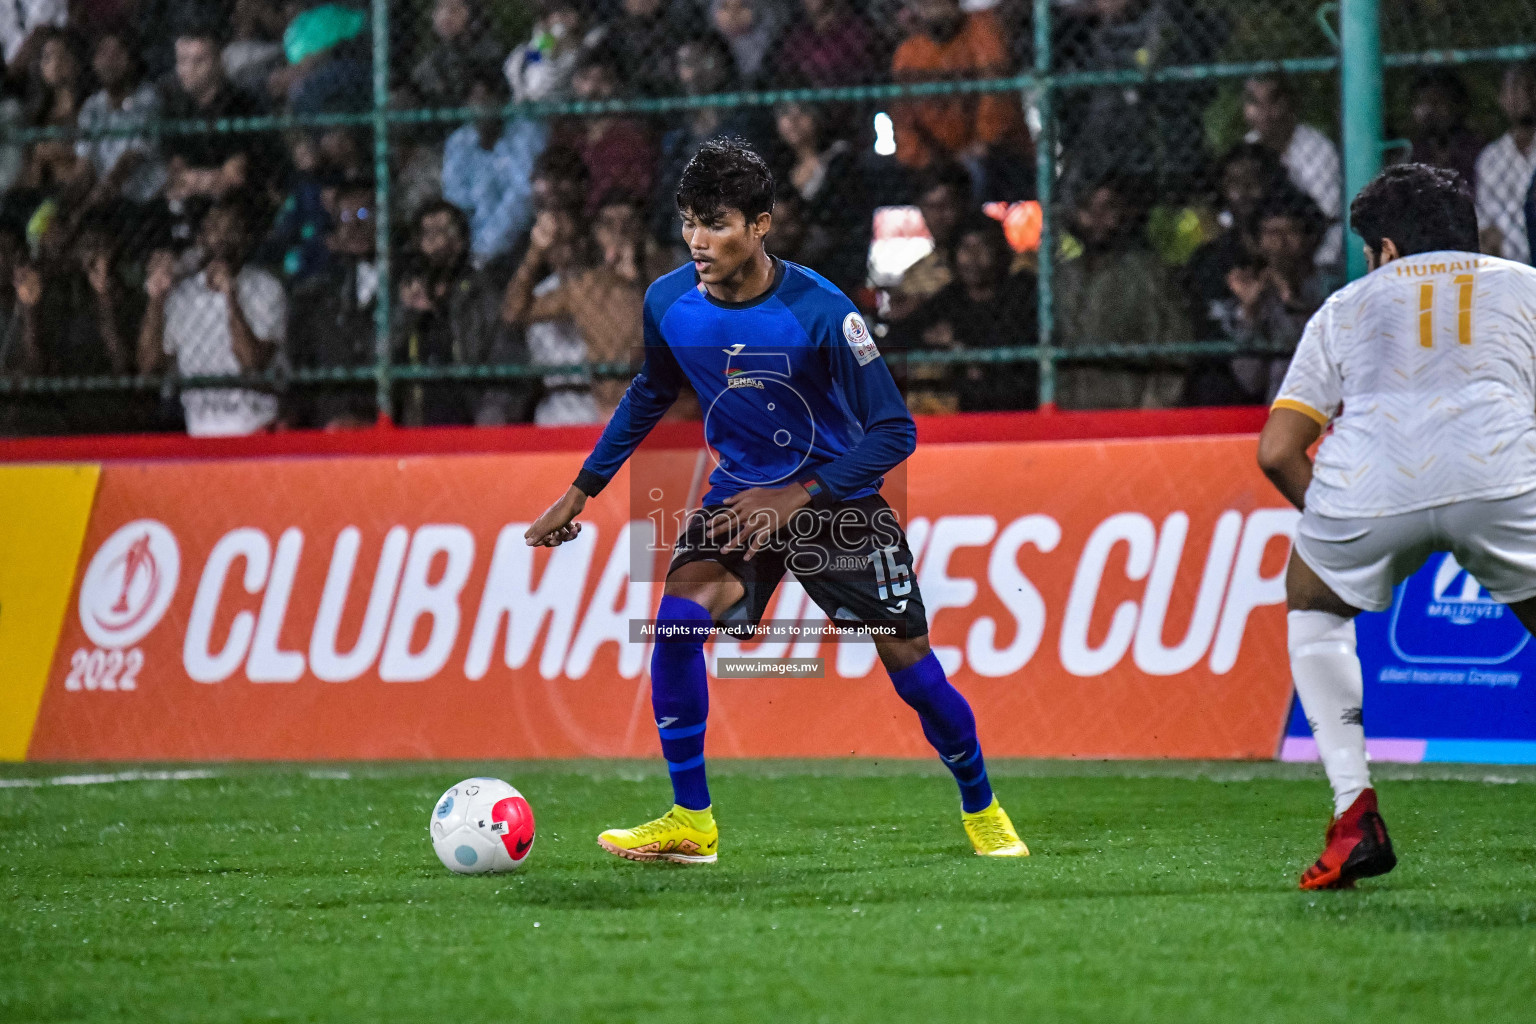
[1258,164,1536,890]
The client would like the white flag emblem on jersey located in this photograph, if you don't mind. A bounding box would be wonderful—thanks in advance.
[843,312,879,365]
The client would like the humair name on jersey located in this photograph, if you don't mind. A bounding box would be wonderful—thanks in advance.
[1274,251,1536,518]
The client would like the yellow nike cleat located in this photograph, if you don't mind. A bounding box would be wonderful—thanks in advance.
[598,805,718,864]
[962,798,1030,857]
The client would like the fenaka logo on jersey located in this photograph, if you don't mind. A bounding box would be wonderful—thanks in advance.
[725,367,764,389]
[843,313,878,366]
[1388,553,1531,665]
[78,519,181,648]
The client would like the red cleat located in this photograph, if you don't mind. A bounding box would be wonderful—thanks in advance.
[1299,788,1398,890]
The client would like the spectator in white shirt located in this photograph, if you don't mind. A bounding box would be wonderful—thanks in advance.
[137,201,286,436]
[1242,74,1342,270]
[76,31,167,213]
[1475,62,1536,264]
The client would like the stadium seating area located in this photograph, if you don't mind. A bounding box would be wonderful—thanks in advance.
[0,0,1532,434]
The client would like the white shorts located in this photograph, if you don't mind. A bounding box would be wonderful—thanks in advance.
[1294,488,1536,613]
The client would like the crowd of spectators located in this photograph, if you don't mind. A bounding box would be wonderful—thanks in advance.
[1,0,1535,436]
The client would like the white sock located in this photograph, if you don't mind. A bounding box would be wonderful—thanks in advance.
[1288,610,1370,818]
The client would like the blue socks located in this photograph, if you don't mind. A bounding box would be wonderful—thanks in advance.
[889,652,993,813]
[651,595,713,810]
[652,600,988,816]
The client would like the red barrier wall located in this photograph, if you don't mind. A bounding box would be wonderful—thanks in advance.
[11,408,1296,762]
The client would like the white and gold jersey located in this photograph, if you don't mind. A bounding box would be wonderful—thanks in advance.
[1274,251,1536,518]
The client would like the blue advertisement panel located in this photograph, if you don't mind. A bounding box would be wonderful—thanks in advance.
[1283,552,1536,764]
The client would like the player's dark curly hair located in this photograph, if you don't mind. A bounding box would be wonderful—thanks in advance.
[675,138,775,222]
[1350,163,1479,258]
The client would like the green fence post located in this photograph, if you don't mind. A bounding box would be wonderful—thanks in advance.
[371,0,394,423]
[1341,0,1383,281]
[1033,0,1056,409]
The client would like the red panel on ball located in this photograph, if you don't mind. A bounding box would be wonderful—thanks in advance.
[492,796,535,861]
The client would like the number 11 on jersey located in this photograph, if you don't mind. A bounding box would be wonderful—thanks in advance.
[1419,273,1475,348]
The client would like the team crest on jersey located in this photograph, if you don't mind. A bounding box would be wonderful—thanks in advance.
[843,313,878,366]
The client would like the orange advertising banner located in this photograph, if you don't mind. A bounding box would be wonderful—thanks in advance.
[27,434,1297,761]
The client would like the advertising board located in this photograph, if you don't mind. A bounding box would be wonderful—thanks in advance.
[15,435,1299,761]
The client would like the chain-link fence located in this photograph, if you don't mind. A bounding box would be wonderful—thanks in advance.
[0,0,1533,434]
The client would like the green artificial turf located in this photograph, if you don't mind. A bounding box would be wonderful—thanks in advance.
[2,760,1534,1023]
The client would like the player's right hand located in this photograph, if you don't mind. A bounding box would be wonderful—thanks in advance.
[525,485,588,547]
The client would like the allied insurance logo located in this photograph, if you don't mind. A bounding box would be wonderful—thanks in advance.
[78,520,181,649]
[1388,553,1531,665]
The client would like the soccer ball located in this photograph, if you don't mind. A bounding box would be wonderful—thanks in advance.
[429,778,535,874]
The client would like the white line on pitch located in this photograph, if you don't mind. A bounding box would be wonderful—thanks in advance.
[0,769,218,789]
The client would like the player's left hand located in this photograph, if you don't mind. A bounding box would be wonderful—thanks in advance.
[711,484,813,561]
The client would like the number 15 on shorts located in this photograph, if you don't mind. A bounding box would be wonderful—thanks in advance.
[869,547,911,601]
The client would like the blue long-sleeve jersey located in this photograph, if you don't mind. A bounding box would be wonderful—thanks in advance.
[574,259,916,508]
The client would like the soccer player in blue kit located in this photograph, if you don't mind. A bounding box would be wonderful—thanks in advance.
[525,139,1028,863]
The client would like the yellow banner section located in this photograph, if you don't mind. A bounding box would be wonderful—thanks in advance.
[0,464,99,760]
